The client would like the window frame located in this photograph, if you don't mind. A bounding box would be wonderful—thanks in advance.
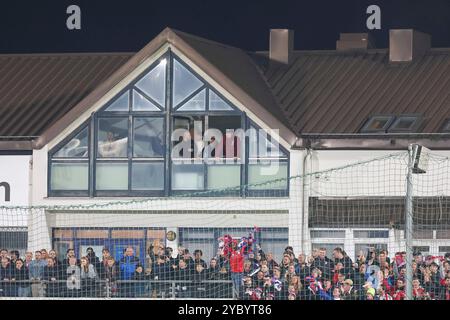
[48,50,290,198]
[387,114,423,133]
[48,119,91,197]
[360,115,396,133]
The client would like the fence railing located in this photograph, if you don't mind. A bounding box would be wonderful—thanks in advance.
[0,279,234,299]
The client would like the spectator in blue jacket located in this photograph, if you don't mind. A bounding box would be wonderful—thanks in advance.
[119,246,141,297]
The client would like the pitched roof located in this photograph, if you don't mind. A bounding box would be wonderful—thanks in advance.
[32,28,297,149]
[256,48,450,134]
[0,53,133,138]
[1,28,450,151]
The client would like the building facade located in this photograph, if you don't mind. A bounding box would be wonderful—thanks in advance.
[1,28,450,263]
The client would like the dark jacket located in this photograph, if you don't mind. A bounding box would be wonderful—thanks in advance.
[12,267,30,287]
[153,261,171,280]
[312,257,334,274]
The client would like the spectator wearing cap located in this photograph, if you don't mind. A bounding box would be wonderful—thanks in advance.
[366,287,376,300]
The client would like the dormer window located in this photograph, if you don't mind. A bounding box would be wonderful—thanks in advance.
[441,119,450,133]
[388,115,422,133]
[360,116,395,133]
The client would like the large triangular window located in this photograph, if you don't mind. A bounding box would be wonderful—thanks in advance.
[176,89,206,111]
[52,126,89,158]
[135,59,167,108]
[105,91,129,112]
[172,59,204,108]
[209,90,234,111]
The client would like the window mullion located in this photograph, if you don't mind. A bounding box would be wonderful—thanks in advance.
[128,115,133,193]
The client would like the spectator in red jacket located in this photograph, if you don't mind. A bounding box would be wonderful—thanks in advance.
[228,240,246,298]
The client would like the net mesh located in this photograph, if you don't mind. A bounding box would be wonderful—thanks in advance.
[0,150,449,300]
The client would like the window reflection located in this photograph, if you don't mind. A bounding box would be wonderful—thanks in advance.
[97,118,128,158]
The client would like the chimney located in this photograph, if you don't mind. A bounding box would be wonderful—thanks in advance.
[336,33,375,51]
[389,29,431,63]
[270,29,294,64]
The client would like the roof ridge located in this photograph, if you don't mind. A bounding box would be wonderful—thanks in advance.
[169,28,243,52]
[0,52,136,58]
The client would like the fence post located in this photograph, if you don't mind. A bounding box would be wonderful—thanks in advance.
[105,280,111,299]
[405,144,414,300]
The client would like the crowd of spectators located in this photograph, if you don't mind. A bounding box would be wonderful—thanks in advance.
[0,243,449,300]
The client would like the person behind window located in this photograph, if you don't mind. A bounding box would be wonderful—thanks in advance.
[98,131,127,157]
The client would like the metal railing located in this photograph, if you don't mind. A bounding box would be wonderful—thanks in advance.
[0,279,234,299]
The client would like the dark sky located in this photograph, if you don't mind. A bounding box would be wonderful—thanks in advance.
[0,0,449,53]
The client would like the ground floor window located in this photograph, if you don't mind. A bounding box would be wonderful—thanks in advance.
[179,227,289,262]
[0,227,28,257]
[52,228,166,265]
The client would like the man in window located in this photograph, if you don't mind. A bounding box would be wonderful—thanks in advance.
[99,131,128,157]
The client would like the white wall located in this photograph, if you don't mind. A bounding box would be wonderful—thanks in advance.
[0,155,31,227]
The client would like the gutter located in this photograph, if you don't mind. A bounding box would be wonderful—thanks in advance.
[293,135,450,150]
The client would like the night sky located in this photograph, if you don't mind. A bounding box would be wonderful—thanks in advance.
[0,0,449,53]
